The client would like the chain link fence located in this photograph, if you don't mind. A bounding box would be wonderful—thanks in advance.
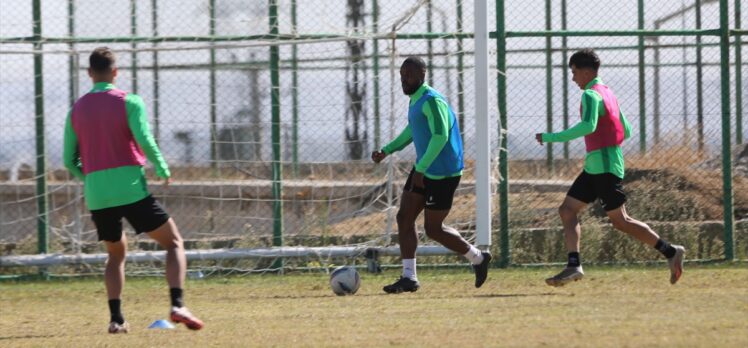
[0,0,744,274]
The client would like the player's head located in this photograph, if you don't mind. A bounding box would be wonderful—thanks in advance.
[568,49,599,90]
[400,56,426,95]
[88,47,118,82]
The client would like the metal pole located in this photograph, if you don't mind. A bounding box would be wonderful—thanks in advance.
[33,0,48,255]
[427,0,433,86]
[68,0,82,254]
[152,0,160,144]
[681,0,689,145]
[68,0,76,107]
[496,0,509,267]
[545,0,554,172]
[269,0,284,269]
[291,0,299,176]
[561,0,569,160]
[209,0,218,171]
[653,23,662,145]
[696,0,705,151]
[130,0,139,95]
[638,0,647,154]
[372,0,381,150]
[456,0,465,134]
[735,0,743,144]
[718,0,734,260]
[474,0,491,249]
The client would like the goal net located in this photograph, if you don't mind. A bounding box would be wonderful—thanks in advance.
[0,0,502,275]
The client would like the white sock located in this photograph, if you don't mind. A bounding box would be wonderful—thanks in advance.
[402,258,417,280]
[464,245,484,265]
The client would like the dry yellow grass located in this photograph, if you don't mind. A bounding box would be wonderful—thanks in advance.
[1,265,747,347]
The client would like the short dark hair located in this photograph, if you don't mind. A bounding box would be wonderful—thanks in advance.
[89,47,116,73]
[401,56,427,72]
[568,49,600,71]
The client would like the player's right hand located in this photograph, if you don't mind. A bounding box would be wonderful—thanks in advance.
[371,150,387,163]
[163,177,172,187]
[535,133,544,145]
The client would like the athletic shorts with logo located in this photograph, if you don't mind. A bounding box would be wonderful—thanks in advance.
[403,167,461,210]
[91,195,170,242]
[567,171,627,211]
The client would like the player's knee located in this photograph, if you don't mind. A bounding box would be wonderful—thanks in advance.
[558,205,576,221]
[160,234,184,251]
[106,251,126,264]
[423,221,442,239]
[610,218,625,230]
[396,210,414,225]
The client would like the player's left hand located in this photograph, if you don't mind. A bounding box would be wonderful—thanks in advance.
[413,171,425,189]
[163,177,172,187]
[535,133,544,145]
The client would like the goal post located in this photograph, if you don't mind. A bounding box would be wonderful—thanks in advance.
[473,0,493,249]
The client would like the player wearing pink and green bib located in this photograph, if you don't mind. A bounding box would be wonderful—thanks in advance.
[536,49,685,288]
[64,82,170,210]
[63,47,203,334]
[541,76,632,179]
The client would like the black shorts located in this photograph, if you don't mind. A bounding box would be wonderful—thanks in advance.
[567,171,627,211]
[403,168,461,210]
[90,195,170,242]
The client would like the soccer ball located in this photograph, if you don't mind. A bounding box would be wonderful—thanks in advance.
[329,266,360,296]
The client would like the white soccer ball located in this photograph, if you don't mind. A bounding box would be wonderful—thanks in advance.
[329,266,361,296]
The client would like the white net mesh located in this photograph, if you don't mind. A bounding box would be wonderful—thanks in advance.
[0,0,502,274]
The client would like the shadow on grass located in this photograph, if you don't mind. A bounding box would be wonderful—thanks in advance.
[238,291,568,300]
[0,334,58,341]
[474,292,568,298]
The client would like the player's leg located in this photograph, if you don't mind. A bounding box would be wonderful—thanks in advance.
[546,172,593,287]
[601,175,685,284]
[559,196,588,255]
[396,190,424,261]
[423,210,492,288]
[147,219,186,293]
[124,196,203,329]
[421,175,491,287]
[91,207,130,334]
[383,169,425,294]
[146,219,203,328]
[104,236,129,333]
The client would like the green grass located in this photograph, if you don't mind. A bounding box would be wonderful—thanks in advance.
[1,265,747,347]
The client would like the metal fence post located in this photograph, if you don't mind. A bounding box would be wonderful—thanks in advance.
[638,0,647,153]
[33,0,48,256]
[718,0,734,260]
[696,0,705,151]
[561,0,569,160]
[152,0,160,146]
[269,0,284,270]
[291,0,299,176]
[496,0,510,267]
[456,0,465,134]
[544,0,554,172]
[372,0,381,150]
[209,0,218,172]
[735,0,743,145]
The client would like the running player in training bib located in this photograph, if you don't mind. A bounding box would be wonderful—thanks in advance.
[535,49,685,287]
[371,56,491,294]
[63,47,204,333]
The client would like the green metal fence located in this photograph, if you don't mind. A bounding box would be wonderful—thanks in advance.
[0,1,745,273]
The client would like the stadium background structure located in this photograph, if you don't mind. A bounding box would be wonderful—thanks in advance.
[0,0,745,274]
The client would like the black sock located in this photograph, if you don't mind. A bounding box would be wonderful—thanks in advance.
[108,299,124,325]
[170,288,184,308]
[654,239,676,258]
[567,252,581,268]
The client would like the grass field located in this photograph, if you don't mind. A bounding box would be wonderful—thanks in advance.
[1,265,747,347]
